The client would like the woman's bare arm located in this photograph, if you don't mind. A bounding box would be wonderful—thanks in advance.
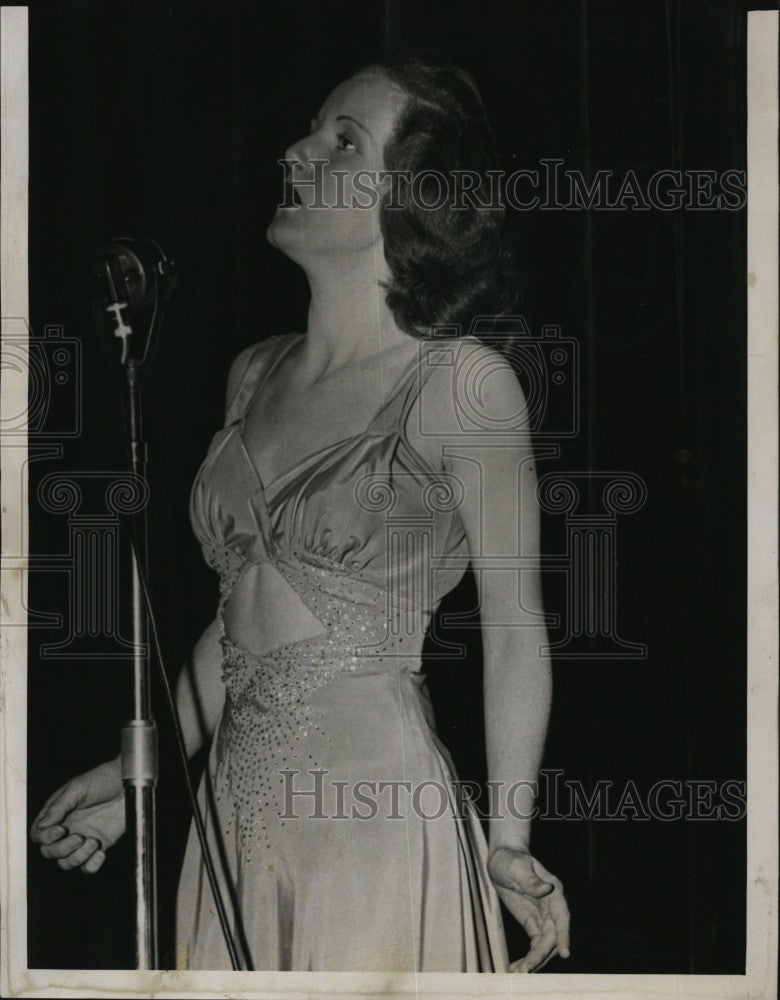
[408,337,569,970]
[28,342,261,873]
[175,618,226,759]
[30,618,226,873]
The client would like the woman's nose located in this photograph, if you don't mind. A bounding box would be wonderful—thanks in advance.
[284,140,302,165]
[285,132,327,176]
[285,137,312,172]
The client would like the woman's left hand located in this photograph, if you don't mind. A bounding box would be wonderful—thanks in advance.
[487,845,570,972]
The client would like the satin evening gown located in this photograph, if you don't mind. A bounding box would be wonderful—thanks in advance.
[176,333,509,972]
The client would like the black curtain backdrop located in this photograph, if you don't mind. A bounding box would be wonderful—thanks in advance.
[26,0,748,973]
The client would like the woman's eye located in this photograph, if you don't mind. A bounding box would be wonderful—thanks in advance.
[336,133,356,152]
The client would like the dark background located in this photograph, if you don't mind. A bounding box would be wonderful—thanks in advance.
[25,0,750,973]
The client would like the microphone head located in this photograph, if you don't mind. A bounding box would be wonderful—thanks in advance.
[90,236,177,366]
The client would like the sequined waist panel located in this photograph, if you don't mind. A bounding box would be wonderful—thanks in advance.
[220,636,422,708]
[206,544,431,680]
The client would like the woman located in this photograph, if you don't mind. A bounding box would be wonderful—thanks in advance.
[31,54,570,973]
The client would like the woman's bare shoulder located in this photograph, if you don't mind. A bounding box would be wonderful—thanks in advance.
[402,336,527,475]
[225,334,298,401]
[414,335,526,435]
[224,333,299,419]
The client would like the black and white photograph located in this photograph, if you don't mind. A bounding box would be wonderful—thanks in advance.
[1,1,777,997]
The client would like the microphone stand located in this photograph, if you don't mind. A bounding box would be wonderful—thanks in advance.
[121,355,158,971]
[93,239,242,969]
[93,237,175,971]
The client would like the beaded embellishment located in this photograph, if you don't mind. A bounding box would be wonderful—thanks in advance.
[204,543,423,861]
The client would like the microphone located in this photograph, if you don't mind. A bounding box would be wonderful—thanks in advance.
[90,236,177,366]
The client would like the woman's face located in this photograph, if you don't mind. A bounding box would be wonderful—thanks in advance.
[266,72,406,264]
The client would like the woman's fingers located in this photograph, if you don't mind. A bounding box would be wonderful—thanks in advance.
[80,848,107,875]
[528,943,558,973]
[32,780,85,830]
[513,922,558,973]
[31,763,125,875]
[497,886,544,936]
[544,884,571,957]
[491,848,571,971]
[510,952,557,973]
[29,823,67,846]
[57,836,102,870]
[36,824,107,871]
[39,832,89,860]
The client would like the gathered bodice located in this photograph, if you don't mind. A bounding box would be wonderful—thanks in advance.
[190,333,471,675]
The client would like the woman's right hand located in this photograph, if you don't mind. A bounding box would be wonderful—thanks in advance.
[30,757,125,874]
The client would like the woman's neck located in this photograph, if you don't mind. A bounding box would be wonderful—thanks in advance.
[300,253,410,376]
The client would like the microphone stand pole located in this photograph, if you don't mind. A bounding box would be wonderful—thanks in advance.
[94,237,174,970]
[121,356,158,970]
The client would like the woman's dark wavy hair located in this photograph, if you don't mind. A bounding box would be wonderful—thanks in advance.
[358,51,519,344]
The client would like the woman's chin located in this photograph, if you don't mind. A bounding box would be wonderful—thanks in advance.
[266,211,300,254]
[266,212,382,266]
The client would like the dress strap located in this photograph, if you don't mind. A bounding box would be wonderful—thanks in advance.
[390,338,458,483]
[230,334,302,427]
[365,340,441,437]
[398,346,440,429]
